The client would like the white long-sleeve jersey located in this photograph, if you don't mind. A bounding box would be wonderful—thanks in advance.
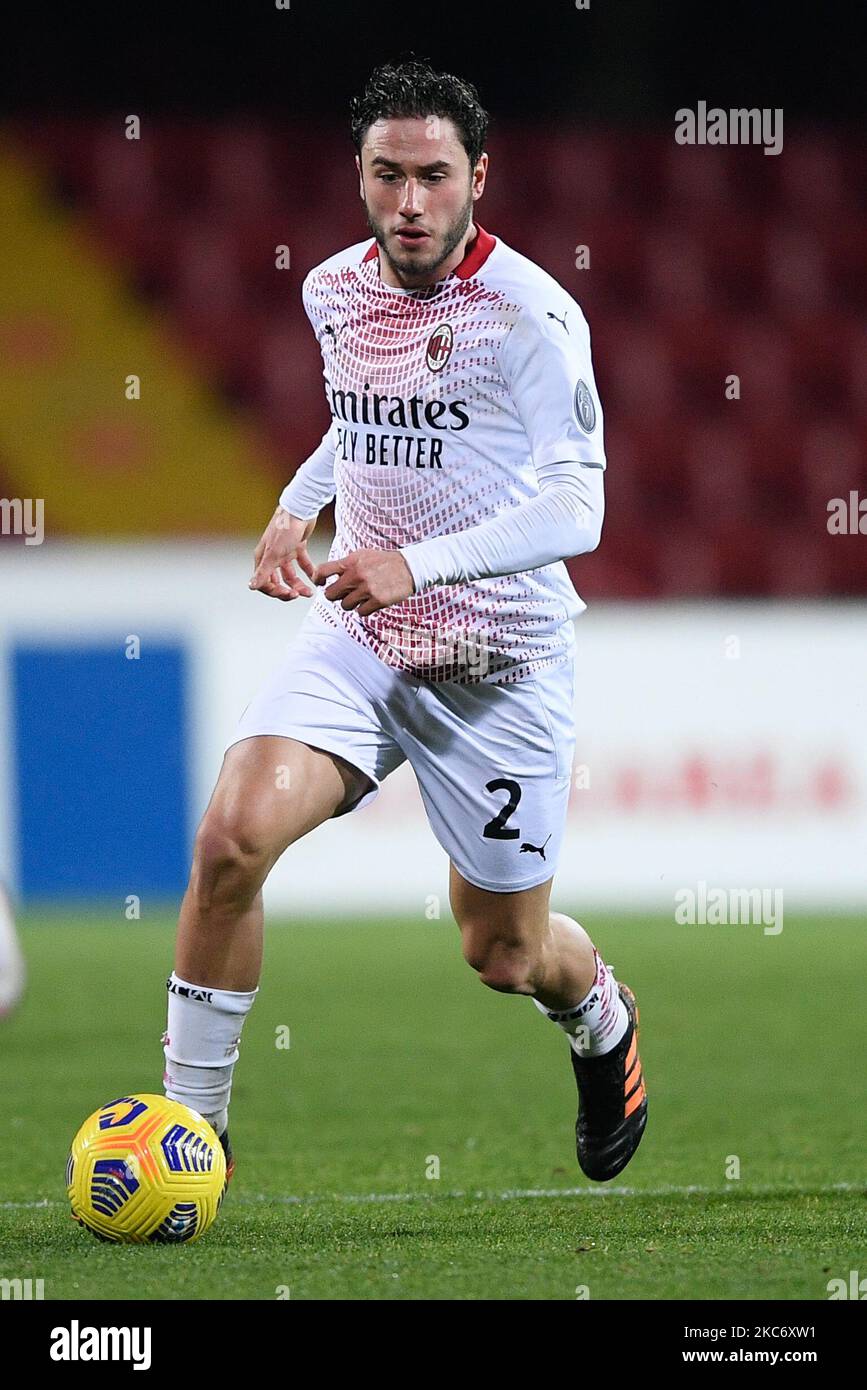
[279,224,606,684]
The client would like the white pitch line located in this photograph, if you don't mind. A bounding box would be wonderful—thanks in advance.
[237,1181,865,1205]
[3,1181,863,1211]
[1,1198,61,1209]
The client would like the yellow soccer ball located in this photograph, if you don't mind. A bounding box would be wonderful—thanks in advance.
[67,1094,226,1244]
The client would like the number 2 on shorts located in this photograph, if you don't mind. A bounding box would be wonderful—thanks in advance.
[482,777,522,840]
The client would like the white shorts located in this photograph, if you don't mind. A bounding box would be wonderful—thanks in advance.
[228,611,576,893]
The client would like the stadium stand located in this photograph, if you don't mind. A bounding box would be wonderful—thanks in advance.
[2,119,864,595]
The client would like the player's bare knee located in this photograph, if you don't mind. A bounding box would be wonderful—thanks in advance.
[464,934,539,995]
[191,817,272,905]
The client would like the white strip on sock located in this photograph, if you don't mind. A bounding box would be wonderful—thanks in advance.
[162,972,258,1134]
[533,949,628,1057]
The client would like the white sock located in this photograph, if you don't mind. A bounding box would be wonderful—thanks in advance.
[533,948,628,1057]
[162,972,258,1135]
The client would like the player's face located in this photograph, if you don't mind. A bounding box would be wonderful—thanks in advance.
[357,116,487,288]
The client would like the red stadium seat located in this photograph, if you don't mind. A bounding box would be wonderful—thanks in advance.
[644,225,710,315]
[778,131,851,226]
[724,317,796,419]
[597,320,678,416]
[684,421,752,524]
[799,421,866,517]
[663,142,736,218]
[765,527,834,595]
[205,123,277,219]
[765,221,831,317]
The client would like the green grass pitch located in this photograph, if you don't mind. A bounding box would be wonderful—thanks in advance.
[1,910,864,1300]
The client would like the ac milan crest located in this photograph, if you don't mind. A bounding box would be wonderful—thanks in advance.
[426,322,454,372]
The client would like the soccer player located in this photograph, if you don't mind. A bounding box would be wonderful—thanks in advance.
[161,61,647,1187]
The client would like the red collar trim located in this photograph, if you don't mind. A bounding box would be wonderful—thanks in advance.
[361,224,496,282]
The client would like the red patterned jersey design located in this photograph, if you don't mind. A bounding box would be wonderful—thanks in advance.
[304,225,605,684]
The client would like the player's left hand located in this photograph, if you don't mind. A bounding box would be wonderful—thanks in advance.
[313,549,415,616]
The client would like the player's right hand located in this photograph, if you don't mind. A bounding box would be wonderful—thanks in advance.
[249,506,317,601]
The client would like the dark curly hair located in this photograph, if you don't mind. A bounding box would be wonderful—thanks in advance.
[350,58,489,169]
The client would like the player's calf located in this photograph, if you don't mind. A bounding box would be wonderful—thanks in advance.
[161,735,370,1168]
[452,874,598,1004]
[453,879,647,1181]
